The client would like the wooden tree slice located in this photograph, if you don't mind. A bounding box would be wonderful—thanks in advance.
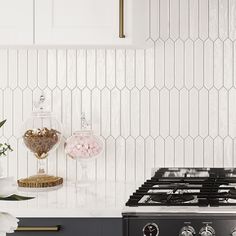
[18,175,63,188]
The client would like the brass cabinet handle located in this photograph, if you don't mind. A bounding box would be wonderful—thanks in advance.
[119,0,125,38]
[16,226,60,232]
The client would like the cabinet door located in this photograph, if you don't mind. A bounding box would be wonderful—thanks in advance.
[0,0,33,45]
[35,0,142,46]
[12,218,122,236]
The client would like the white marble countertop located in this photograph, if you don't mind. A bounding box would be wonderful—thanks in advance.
[0,181,139,218]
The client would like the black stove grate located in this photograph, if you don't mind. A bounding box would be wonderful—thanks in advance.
[126,168,236,207]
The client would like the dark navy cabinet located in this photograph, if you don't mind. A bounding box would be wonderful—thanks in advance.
[10,218,122,236]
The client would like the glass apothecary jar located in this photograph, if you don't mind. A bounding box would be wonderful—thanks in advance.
[18,95,63,189]
[65,115,103,185]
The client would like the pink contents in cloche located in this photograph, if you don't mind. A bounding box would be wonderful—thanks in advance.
[65,131,103,160]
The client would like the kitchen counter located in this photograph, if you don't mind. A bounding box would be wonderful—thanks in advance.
[0,181,140,218]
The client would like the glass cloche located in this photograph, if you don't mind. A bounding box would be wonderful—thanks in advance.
[64,113,103,185]
[18,94,63,189]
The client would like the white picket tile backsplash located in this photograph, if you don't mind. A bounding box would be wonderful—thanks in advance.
[0,0,235,182]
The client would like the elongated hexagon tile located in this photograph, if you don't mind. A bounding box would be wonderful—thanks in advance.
[159,0,170,40]
[184,39,194,89]
[116,49,125,90]
[223,39,233,89]
[199,88,209,138]
[179,0,189,40]
[194,137,204,167]
[165,39,175,89]
[209,0,219,40]
[175,39,184,90]
[169,88,179,138]
[199,0,209,40]
[150,88,160,138]
[204,39,214,89]
[214,39,224,89]
[189,88,199,138]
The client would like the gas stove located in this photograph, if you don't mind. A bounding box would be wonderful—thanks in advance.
[123,168,236,236]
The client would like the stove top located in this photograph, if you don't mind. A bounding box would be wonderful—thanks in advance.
[126,168,236,207]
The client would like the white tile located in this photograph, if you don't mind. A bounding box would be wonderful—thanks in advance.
[219,88,228,138]
[116,49,125,89]
[175,137,184,167]
[121,88,130,138]
[67,49,77,90]
[165,39,175,89]
[145,137,155,178]
[155,40,165,89]
[159,0,170,40]
[224,39,233,89]
[140,88,150,138]
[214,39,224,89]
[101,88,111,138]
[185,40,194,89]
[209,0,219,40]
[179,0,189,40]
[125,137,135,181]
[96,49,106,89]
[57,49,67,90]
[209,88,219,138]
[135,49,145,89]
[155,137,165,167]
[150,0,160,41]
[18,50,28,89]
[194,40,204,89]
[184,137,194,167]
[106,49,116,89]
[77,50,86,89]
[229,88,236,138]
[160,88,169,138]
[0,49,8,89]
[194,137,204,167]
[214,137,224,167]
[106,136,116,181]
[125,50,135,89]
[37,49,48,90]
[145,47,155,89]
[170,88,179,138]
[189,0,199,40]
[8,49,18,89]
[130,88,140,138]
[136,137,145,181]
[87,49,96,90]
[204,40,214,89]
[115,136,126,181]
[224,137,233,167]
[199,88,209,138]
[175,39,184,90]
[3,88,13,138]
[111,88,120,138]
[179,88,189,138]
[199,0,209,40]
[189,88,198,138]
[204,137,214,167]
[229,0,236,40]
[170,0,179,40]
[219,0,229,40]
[150,88,159,138]
[165,137,174,167]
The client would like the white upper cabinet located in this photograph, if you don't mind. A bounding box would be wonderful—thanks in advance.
[35,0,148,47]
[0,0,33,45]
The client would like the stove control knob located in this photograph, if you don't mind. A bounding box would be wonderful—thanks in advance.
[199,225,215,236]
[143,223,159,236]
[179,226,196,236]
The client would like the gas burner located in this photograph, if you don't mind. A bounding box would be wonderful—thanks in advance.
[150,193,195,204]
[126,168,236,207]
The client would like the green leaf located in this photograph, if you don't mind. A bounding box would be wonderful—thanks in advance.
[0,120,6,129]
[0,194,34,201]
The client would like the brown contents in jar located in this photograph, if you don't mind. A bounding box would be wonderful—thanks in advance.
[23,128,60,159]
